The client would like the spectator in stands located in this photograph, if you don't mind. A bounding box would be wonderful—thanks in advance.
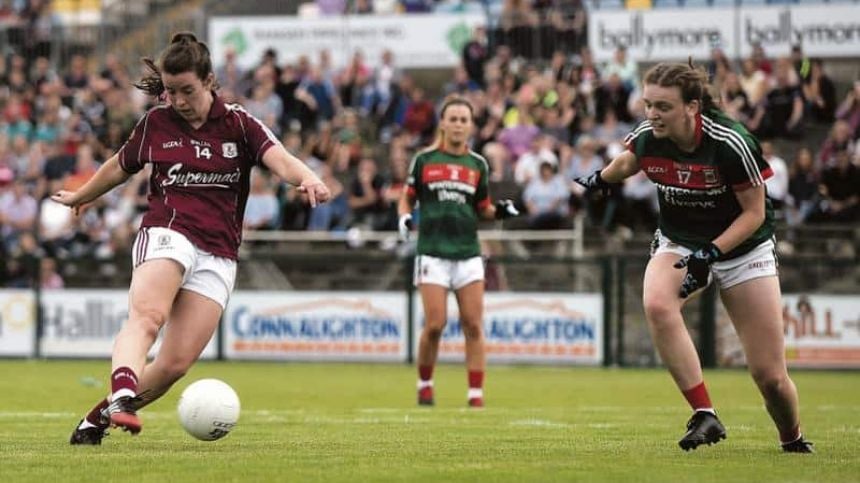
[619,169,658,233]
[307,163,348,231]
[0,178,37,250]
[244,171,281,231]
[565,134,602,203]
[739,57,768,108]
[317,0,347,15]
[462,26,489,88]
[300,66,339,125]
[514,133,558,187]
[401,87,436,144]
[39,256,63,289]
[400,0,434,13]
[338,50,371,111]
[807,149,860,224]
[397,96,520,409]
[348,156,386,229]
[602,46,638,93]
[759,58,804,140]
[818,120,856,167]
[576,62,812,453]
[595,73,633,124]
[244,67,284,137]
[61,32,329,444]
[761,141,789,216]
[802,59,836,125]
[214,48,248,101]
[523,161,569,229]
[367,49,400,118]
[835,80,860,141]
[721,72,755,128]
[786,147,819,227]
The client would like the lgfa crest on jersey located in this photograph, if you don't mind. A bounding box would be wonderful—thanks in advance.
[222,142,238,159]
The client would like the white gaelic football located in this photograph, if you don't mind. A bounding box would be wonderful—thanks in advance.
[177,379,240,441]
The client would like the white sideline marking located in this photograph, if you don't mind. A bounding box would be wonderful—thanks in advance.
[0,412,75,418]
[509,419,570,428]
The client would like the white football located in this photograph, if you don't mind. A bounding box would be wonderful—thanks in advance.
[177,379,240,441]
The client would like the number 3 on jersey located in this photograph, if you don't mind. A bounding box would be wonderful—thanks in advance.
[194,145,212,159]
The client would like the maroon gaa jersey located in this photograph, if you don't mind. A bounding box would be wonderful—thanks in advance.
[117,95,277,259]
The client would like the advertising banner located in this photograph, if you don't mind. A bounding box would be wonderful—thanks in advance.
[209,14,485,70]
[590,5,860,62]
[224,291,408,362]
[782,294,860,368]
[0,290,36,357]
[40,290,218,359]
[412,292,603,365]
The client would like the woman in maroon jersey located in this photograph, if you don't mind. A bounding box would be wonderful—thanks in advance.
[577,62,811,453]
[58,32,330,444]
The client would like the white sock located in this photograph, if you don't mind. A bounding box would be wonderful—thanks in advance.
[78,419,98,430]
[468,388,483,400]
[111,388,135,402]
[417,380,433,390]
[695,407,716,415]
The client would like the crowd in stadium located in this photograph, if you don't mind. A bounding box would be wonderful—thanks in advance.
[1,1,860,289]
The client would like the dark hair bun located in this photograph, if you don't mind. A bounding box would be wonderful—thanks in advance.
[170,32,198,44]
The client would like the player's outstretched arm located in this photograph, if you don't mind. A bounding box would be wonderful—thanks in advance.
[51,154,131,214]
[262,145,330,207]
[575,150,640,194]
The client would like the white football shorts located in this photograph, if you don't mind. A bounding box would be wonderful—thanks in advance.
[132,226,236,309]
[413,254,484,290]
[650,229,778,290]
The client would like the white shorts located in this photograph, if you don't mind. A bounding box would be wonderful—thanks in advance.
[650,229,778,290]
[413,255,484,290]
[132,227,236,309]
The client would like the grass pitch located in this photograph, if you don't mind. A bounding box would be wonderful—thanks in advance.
[0,361,857,482]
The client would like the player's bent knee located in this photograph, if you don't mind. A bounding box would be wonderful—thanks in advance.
[128,308,168,337]
[423,325,444,341]
[460,320,483,340]
[642,297,677,328]
[752,371,790,398]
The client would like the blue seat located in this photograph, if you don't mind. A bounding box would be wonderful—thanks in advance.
[653,0,682,7]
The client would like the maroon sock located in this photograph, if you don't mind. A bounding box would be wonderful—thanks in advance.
[468,370,484,389]
[418,365,434,382]
[779,425,801,444]
[84,398,110,427]
[682,381,713,411]
[111,366,138,397]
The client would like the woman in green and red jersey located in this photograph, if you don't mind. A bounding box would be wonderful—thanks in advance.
[397,97,518,408]
[577,62,812,453]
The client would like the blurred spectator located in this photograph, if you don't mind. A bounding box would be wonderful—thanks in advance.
[786,147,819,226]
[0,179,37,249]
[307,163,349,231]
[401,87,436,143]
[594,73,632,123]
[835,80,860,141]
[367,50,400,118]
[618,170,658,233]
[338,51,371,111]
[244,171,281,230]
[39,256,63,289]
[300,67,339,124]
[818,120,856,167]
[602,46,638,92]
[215,48,249,100]
[565,135,602,200]
[807,149,860,224]
[348,157,386,229]
[802,59,836,124]
[462,26,489,88]
[721,72,756,128]
[316,0,346,15]
[522,161,570,229]
[514,134,558,186]
[739,57,768,107]
[758,58,803,140]
[401,0,434,13]
[761,141,789,215]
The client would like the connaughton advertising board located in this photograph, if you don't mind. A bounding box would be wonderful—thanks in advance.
[224,291,408,362]
[412,292,603,365]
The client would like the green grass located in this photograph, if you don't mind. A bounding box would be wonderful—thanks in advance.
[0,361,857,482]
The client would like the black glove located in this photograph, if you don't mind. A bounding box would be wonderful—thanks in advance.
[674,243,722,298]
[494,199,520,220]
[398,213,413,241]
[574,170,612,196]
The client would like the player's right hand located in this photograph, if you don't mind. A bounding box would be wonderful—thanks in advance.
[398,213,413,242]
[574,170,611,196]
[50,190,82,215]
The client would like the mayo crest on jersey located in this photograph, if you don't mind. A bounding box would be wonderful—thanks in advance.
[625,109,775,260]
[406,148,491,260]
[117,95,278,259]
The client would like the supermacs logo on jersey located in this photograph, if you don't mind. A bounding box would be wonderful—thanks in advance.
[162,163,241,189]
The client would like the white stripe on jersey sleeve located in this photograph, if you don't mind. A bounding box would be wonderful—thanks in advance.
[227,103,279,160]
[623,120,652,146]
[701,115,763,186]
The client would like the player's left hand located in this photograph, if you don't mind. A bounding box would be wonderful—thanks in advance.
[674,243,722,298]
[297,180,330,207]
[494,199,520,220]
